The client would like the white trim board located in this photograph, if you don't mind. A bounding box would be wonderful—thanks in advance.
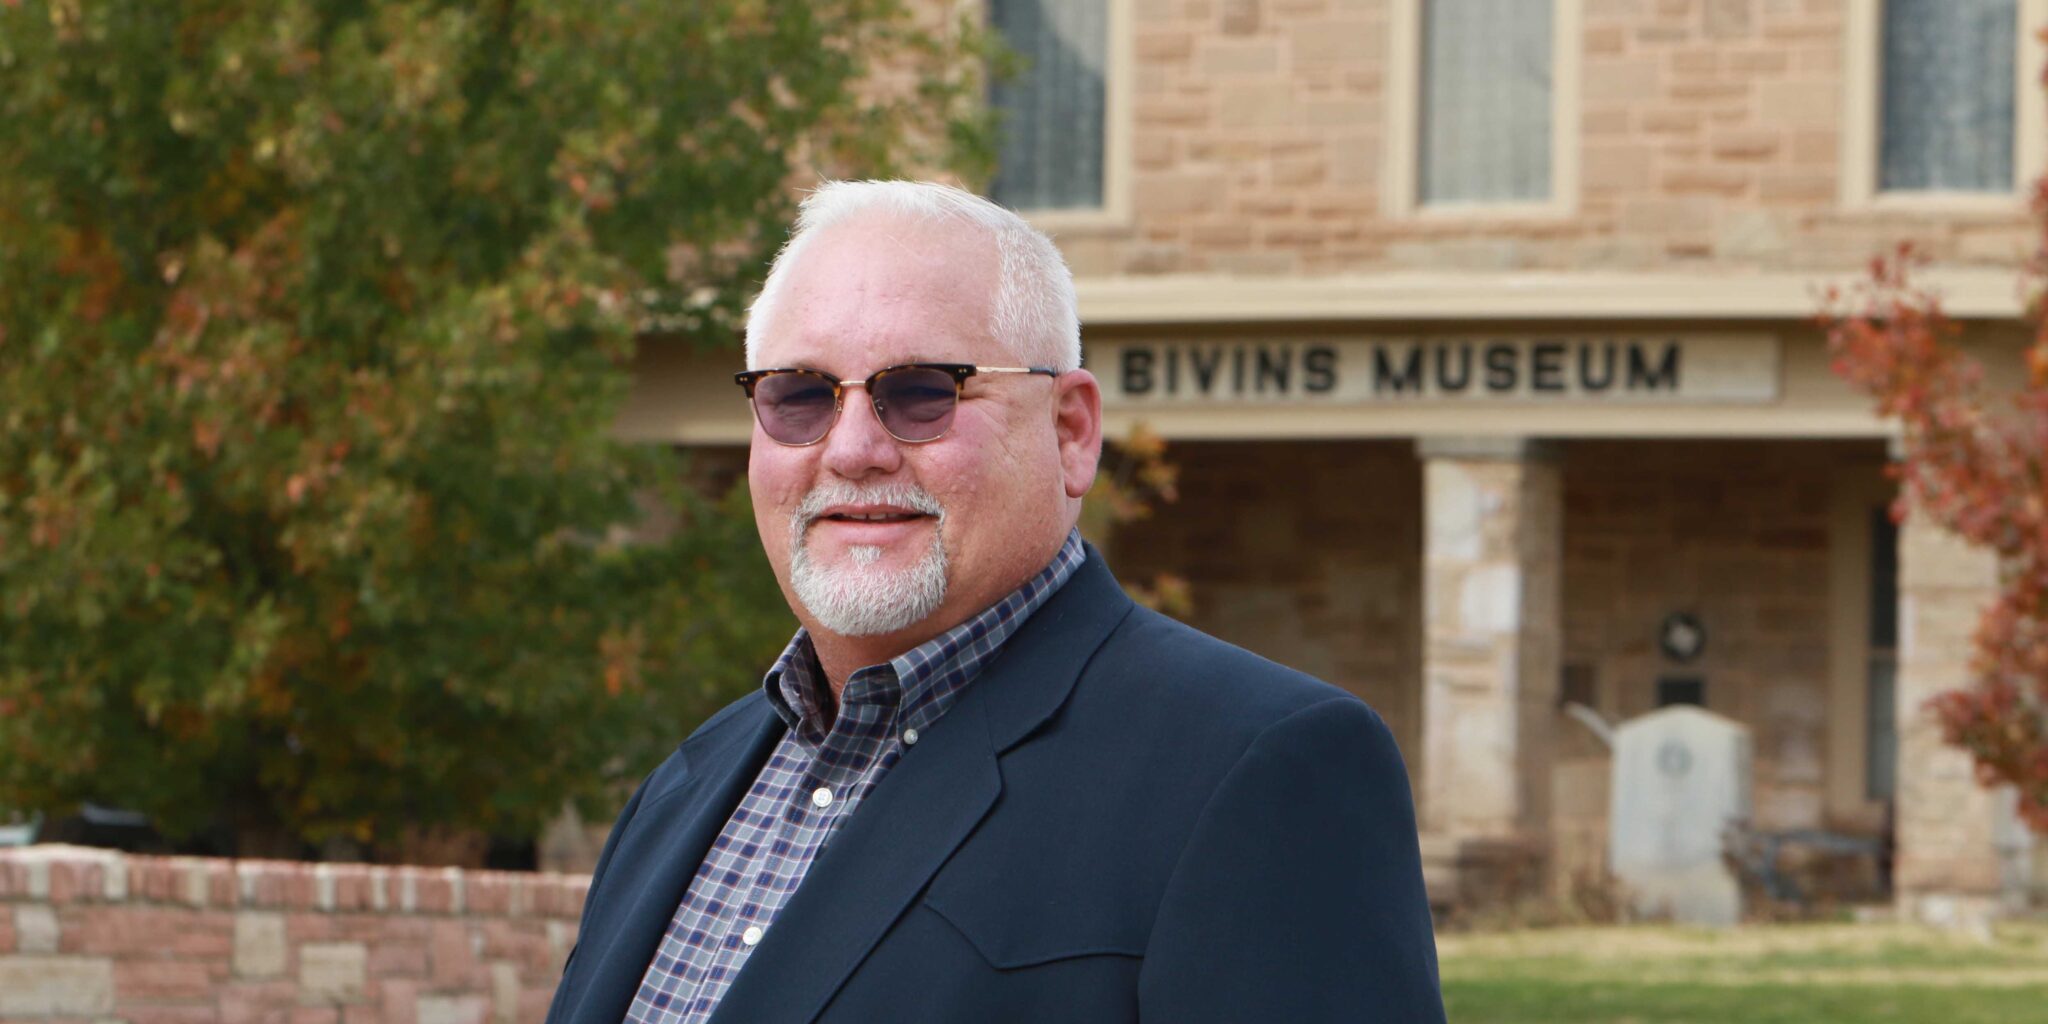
[1075,269,2031,323]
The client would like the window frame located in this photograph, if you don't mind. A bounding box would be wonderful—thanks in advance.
[1840,0,2048,211]
[985,0,1135,232]
[1383,0,1583,221]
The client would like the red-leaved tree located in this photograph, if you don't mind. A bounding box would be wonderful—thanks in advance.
[1826,231,2048,829]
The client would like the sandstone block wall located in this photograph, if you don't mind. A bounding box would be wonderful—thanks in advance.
[1418,442,1563,846]
[1104,437,1898,892]
[0,846,586,1024]
[1106,439,1425,772]
[969,0,2035,278]
[1893,512,2013,909]
[1555,439,1885,880]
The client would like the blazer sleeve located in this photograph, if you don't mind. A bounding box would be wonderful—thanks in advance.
[1137,697,1446,1023]
[543,770,651,1024]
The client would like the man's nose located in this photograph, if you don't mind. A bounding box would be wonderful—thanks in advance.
[820,383,904,479]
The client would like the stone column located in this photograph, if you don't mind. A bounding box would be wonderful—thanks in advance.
[1417,438,1562,878]
[1892,509,2022,922]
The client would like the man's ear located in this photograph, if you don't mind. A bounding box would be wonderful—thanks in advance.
[1053,368,1103,500]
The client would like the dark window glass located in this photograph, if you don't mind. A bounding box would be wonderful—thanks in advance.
[1880,0,2016,192]
[989,0,1109,210]
[1868,507,1898,648]
[1656,676,1705,708]
[1867,505,1899,800]
[1420,0,1552,203]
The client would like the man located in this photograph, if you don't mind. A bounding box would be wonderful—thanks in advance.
[545,181,1444,1023]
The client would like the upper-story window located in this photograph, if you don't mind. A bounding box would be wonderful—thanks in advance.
[1420,0,1554,204]
[1880,0,2016,192]
[1845,0,2045,206]
[1386,0,1581,217]
[988,0,1110,212]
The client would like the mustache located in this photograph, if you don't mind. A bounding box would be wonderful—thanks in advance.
[791,480,946,533]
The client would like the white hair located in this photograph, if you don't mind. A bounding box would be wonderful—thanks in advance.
[744,180,1082,373]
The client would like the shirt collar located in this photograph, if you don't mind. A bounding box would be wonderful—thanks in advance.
[762,529,1087,742]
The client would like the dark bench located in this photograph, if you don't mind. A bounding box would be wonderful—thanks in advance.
[1728,826,1889,903]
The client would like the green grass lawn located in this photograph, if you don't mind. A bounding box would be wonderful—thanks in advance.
[1438,922,2048,1023]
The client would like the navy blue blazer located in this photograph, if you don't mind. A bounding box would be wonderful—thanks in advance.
[545,551,1445,1023]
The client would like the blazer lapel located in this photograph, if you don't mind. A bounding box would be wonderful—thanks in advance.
[973,552,1136,755]
[566,697,784,1024]
[707,551,1136,1024]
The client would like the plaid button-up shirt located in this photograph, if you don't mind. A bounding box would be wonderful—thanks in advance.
[623,530,1086,1024]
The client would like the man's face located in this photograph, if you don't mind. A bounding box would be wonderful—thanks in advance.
[747,215,1095,646]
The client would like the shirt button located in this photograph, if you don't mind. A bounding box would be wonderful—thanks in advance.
[811,786,834,808]
[902,728,920,746]
[742,926,763,946]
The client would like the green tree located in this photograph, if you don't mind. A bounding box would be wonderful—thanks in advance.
[0,0,993,856]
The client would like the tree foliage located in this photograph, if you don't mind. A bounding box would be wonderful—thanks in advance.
[1827,244,2048,830]
[1080,424,1192,618]
[0,0,992,854]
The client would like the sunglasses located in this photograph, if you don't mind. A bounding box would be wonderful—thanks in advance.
[734,362,1057,446]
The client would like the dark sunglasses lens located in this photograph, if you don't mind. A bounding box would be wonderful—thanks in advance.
[871,367,959,441]
[753,372,838,444]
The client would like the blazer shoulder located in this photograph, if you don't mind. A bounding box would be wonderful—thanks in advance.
[692,687,772,737]
[1091,604,1380,740]
[636,689,775,803]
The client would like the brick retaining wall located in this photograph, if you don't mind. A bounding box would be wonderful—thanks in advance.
[0,845,587,1024]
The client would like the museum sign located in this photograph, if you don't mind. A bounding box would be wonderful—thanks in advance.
[1094,333,1780,405]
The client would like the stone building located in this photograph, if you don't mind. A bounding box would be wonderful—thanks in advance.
[621,0,2045,917]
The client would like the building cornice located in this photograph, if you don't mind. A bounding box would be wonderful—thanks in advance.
[1074,269,2031,325]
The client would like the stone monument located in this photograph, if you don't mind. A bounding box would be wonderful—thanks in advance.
[1609,705,1753,926]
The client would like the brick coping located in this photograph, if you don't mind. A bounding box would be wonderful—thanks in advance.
[0,844,589,918]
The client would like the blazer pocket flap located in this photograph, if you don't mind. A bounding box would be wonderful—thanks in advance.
[921,892,1145,970]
